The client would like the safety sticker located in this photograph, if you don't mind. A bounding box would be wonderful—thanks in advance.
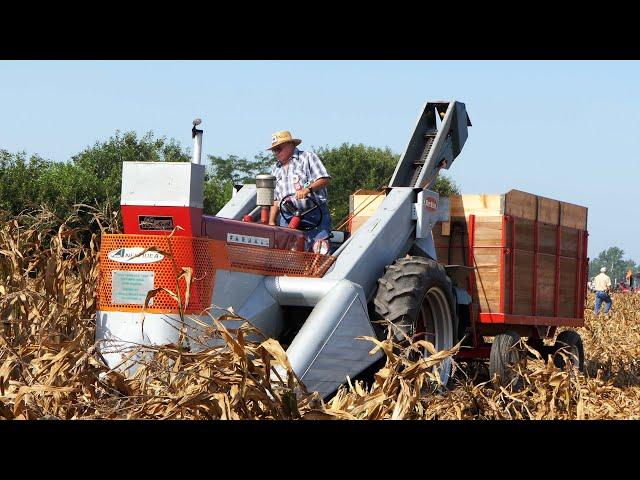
[138,215,174,231]
[111,270,155,305]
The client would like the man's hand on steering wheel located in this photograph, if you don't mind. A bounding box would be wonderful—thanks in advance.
[295,187,311,200]
[279,193,322,231]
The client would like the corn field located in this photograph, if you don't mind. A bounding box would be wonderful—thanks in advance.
[1,208,639,420]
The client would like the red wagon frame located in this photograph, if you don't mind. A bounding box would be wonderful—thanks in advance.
[450,214,589,360]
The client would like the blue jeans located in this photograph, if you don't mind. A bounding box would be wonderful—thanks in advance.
[594,291,612,314]
[279,202,332,251]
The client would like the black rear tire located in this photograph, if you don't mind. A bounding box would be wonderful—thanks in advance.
[553,330,584,372]
[489,330,526,389]
[373,256,457,386]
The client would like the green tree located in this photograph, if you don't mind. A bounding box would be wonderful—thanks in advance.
[589,247,637,284]
[71,131,190,211]
[315,143,398,225]
[203,175,234,215]
[1,138,461,232]
[1,131,191,224]
[203,152,273,214]
[432,175,461,197]
[207,152,272,185]
[314,143,460,227]
[36,162,97,219]
[0,150,51,217]
[203,145,460,221]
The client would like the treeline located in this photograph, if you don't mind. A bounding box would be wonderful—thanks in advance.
[0,130,460,230]
[589,247,638,284]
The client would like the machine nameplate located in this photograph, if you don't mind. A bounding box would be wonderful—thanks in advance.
[424,196,438,211]
[111,270,155,305]
[227,233,270,247]
[138,215,174,231]
[107,247,165,264]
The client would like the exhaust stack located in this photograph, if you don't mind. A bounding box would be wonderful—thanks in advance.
[191,118,203,165]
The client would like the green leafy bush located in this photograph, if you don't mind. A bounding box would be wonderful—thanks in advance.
[0,135,460,232]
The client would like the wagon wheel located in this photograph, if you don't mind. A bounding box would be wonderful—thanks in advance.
[553,330,584,372]
[489,330,526,390]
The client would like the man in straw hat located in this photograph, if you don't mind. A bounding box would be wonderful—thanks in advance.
[267,130,332,253]
[593,266,613,314]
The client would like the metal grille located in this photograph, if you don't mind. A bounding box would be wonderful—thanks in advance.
[410,133,436,187]
[226,243,335,277]
[97,234,335,313]
[98,234,215,313]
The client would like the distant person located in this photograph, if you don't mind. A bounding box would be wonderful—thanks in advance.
[626,269,634,289]
[593,266,613,314]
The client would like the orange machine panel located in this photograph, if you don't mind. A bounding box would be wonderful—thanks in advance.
[225,243,335,277]
[98,233,335,314]
[98,234,216,314]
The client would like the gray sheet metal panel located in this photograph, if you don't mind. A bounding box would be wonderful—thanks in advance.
[389,101,437,187]
[215,184,257,219]
[453,286,472,305]
[303,362,374,383]
[211,269,284,341]
[453,101,470,153]
[413,102,456,189]
[305,380,347,396]
[96,310,182,347]
[414,101,471,189]
[415,189,441,238]
[96,311,218,371]
[389,101,471,189]
[235,285,284,341]
[284,280,383,398]
[264,277,340,307]
[414,234,437,261]
[308,349,375,363]
[324,187,416,299]
[211,269,264,312]
[188,316,239,350]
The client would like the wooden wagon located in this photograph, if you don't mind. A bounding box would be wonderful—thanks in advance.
[432,190,589,377]
[350,188,589,382]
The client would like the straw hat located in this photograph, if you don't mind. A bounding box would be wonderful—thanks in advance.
[266,130,302,150]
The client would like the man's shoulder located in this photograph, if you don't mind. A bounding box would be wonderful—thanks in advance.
[296,148,319,159]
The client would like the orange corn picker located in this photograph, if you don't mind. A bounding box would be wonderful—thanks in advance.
[96,101,589,397]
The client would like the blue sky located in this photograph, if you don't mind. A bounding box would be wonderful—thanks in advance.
[1,60,638,265]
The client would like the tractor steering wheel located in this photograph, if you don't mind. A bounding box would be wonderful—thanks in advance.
[279,193,323,231]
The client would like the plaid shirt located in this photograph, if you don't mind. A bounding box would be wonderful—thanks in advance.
[271,148,331,208]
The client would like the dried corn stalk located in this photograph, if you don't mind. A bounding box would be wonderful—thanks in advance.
[1,206,640,419]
